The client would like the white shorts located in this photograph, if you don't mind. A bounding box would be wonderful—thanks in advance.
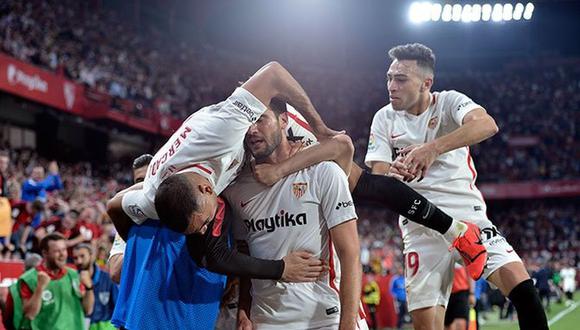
[403,218,522,312]
[307,318,369,330]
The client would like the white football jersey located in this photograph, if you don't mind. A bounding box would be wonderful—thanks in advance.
[286,105,318,147]
[108,233,126,259]
[122,87,267,223]
[224,161,359,330]
[365,90,488,237]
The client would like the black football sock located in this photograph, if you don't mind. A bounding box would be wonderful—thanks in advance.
[352,171,453,234]
[508,279,549,330]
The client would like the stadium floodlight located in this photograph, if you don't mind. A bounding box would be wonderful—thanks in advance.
[419,2,433,22]
[431,3,442,21]
[409,1,432,24]
[409,2,422,23]
[442,4,453,22]
[492,3,503,22]
[503,3,514,21]
[523,2,534,20]
[408,1,533,24]
[471,4,482,22]
[461,5,472,23]
[482,4,492,21]
[513,3,525,20]
[452,4,462,22]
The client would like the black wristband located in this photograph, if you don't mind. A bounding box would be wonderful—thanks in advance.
[85,286,94,291]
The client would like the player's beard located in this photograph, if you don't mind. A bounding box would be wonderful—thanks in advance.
[252,130,282,161]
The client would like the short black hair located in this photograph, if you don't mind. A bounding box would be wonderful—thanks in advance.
[154,173,198,233]
[40,232,65,252]
[388,43,435,74]
[132,154,153,170]
[269,97,287,117]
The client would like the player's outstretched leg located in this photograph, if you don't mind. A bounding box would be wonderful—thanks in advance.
[488,262,548,330]
[351,168,488,280]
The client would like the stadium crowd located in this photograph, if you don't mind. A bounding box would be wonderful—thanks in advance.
[1,0,579,183]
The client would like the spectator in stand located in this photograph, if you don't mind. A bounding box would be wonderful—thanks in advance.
[11,200,44,257]
[21,161,63,202]
[0,150,14,255]
[74,206,102,244]
[34,209,80,248]
[8,233,94,330]
[73,243,117,330]
[108,153,152,283]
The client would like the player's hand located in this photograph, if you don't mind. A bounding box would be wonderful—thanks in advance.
[311,123,345,141]
[251,161,282,186]
[401,142,439,181]
[388,155,416,182]
[79,270,93,288]
[37,271,51,290]
[288,140,305,157]
[237,313,253,330]
[281,251,327,282]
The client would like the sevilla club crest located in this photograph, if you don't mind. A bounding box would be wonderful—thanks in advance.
[292,182,308,199]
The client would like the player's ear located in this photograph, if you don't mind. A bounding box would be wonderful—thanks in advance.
[197,183,214,195]
[278,112,288,130]
[422,76,433,92]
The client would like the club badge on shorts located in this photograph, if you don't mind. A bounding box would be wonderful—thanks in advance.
[292,182,308,199]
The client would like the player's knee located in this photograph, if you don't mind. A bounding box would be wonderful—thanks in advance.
[508,278,537,300]
[155,173,199,233]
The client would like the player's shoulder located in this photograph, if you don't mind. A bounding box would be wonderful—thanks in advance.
[376,103,394,115]
[310,161,347,179]
[373,103,397,122]
[224,165,269,203]
[435,90,471,102]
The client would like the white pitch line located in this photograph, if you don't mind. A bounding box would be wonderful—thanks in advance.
[548,301,578,326]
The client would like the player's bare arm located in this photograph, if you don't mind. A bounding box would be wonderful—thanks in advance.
[402,107,498,180]
[330,219,362,330]
[251,134,354,186]
[241,62,341,140]
[108,254,123,284]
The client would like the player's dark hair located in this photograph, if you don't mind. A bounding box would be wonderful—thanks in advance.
[269,97,287,118]
[40,232,66,252]
[388,43,435,74]
[154,173,198,233]
[132,154,153,170]
[0,150,9,157]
